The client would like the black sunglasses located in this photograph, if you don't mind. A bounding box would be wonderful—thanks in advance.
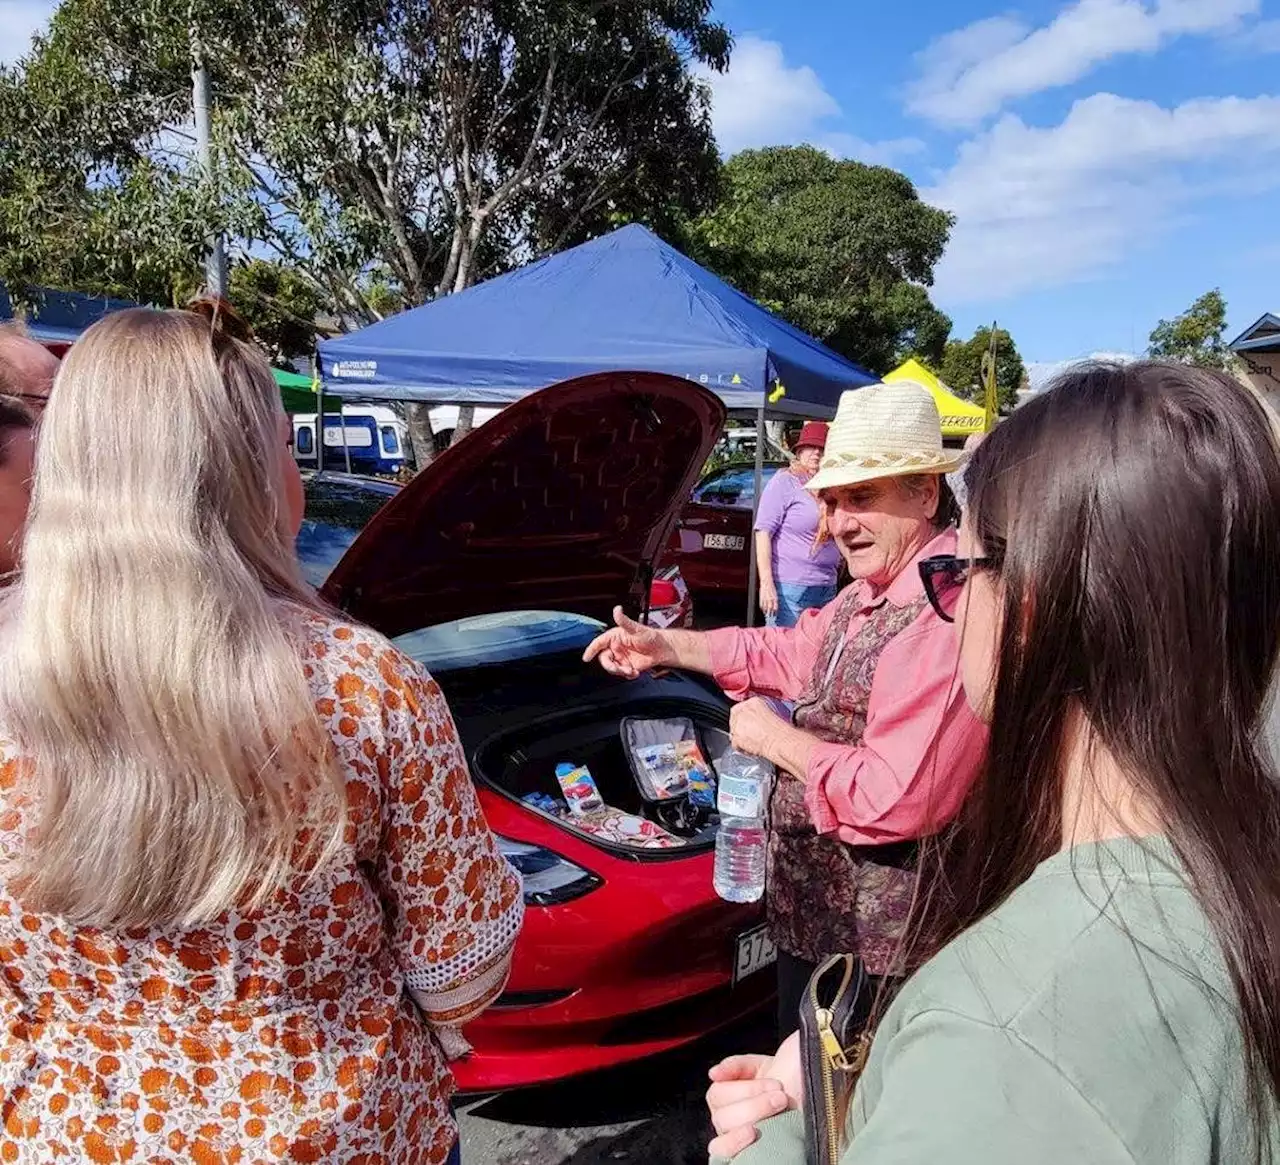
[919,554,994,623]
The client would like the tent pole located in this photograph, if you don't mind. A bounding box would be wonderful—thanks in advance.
[745,403,766,628]
[313,356,324,474]
[341,405,352,474]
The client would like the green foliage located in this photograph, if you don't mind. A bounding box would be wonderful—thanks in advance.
[938,326,1025,413]
[0,0,729,332]
[684,146,954,375]
[228,260,324,363]
[1148,289,1238,370]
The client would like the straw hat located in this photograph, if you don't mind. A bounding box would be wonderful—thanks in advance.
[806,382,967,493]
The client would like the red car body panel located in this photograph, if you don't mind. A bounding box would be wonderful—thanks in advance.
[453,790,771,1091]
[318,372,772,1091]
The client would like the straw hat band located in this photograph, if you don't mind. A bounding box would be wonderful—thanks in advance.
[821,449,956,472]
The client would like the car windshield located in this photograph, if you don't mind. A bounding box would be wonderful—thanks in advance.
[296,474,397,588]
[692,465,781,508]
[393,611,605,673]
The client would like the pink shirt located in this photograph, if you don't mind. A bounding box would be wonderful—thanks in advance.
[706,528,987,846]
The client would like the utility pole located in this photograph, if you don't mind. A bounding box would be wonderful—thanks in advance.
[192,48,227,298]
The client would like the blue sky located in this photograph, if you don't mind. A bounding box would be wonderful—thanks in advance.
[4,0,1279,368]
[696,0,1280,367]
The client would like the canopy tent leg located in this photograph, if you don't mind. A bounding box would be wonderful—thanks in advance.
[313,356,324,474]
[745,404,766,629]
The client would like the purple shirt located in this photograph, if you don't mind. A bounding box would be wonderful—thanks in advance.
[753,469,841,588]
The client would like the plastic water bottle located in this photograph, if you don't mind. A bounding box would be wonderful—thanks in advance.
[713,748,773,903]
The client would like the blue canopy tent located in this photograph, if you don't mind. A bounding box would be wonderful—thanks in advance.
[318,223,875,417]
[0,283,138,351]
[318,224,878,623]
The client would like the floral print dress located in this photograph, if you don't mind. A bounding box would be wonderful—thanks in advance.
[0,615,524,1163]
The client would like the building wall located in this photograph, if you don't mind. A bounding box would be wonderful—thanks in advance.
[1237,349,1280,411]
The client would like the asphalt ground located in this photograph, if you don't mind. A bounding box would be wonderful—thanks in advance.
[456,1008,775,1165]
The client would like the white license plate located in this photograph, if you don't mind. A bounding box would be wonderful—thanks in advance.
[704,533,745,551]
[733,925,778,984]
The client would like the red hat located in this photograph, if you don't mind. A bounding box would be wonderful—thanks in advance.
[794,421,828,452]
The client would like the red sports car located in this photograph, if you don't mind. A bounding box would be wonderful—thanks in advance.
[302,372,775,1091]
[662,460,787,624]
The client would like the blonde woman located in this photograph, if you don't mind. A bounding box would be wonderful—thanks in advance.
[0,305,522,1164]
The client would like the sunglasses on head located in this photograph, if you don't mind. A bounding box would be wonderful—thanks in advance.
[919,554,995,623]
[184,296,255,344]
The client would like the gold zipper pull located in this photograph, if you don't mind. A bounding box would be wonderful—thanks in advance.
[814,1007,850,1071]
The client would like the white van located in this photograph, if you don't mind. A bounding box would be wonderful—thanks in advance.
[293,405,407,475]
[427,406,502,452]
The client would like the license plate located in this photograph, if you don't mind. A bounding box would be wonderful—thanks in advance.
[733,925,777,984]
[704,533,745,551]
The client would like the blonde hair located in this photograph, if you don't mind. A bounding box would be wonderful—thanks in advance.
[0,308,345,929]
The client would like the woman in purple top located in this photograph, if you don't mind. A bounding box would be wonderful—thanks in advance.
[754,421,842,627]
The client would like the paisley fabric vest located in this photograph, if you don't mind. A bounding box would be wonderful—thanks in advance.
[766,586,927,973]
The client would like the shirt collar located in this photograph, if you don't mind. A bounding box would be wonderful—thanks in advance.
[853,527,958,612]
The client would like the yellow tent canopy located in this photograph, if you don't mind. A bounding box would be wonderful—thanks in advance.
[883,358,986,439]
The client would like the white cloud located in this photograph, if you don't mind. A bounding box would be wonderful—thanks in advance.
[909,0,1259,127]
[924,92,1280,304]
[697,37,837,154]
[818,132,926,167]
[0,0,56,67]
[1229,17,1280,53]
[697,35,922,165]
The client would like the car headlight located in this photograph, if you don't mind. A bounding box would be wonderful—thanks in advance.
[496,836,602,907]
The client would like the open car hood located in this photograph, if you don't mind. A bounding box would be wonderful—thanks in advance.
[321,372,725,637]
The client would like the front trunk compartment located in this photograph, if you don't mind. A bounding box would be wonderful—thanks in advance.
[472,699,731,859]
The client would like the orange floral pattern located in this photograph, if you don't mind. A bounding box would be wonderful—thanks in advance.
[0,615,523,1163]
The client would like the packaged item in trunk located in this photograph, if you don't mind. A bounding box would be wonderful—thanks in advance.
[554,762,605,816]
[571,806,684,849]
[677,739,717,809]
[622,716,716,804]
[522,791,567,817]
[631,742,690,801]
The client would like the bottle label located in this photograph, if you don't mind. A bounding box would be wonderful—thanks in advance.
[718,775,763,818]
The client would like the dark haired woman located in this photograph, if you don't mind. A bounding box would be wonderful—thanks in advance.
[706,361,1280,1163]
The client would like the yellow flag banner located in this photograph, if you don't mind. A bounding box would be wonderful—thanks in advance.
[980,324,999,432]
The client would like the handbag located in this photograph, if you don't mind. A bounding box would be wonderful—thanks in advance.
[798,953,874,1165]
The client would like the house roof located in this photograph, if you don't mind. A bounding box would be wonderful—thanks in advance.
[1230,313,1280,353]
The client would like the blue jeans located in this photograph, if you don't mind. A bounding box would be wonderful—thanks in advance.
[446,1138,461,1165]
[766,582,837,628]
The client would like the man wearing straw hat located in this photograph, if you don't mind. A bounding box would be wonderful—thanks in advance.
[585,383,988,1033]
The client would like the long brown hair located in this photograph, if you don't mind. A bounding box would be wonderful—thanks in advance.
[914,361,1280,1147]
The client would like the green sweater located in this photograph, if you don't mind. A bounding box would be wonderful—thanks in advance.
[720,837,1277,1164]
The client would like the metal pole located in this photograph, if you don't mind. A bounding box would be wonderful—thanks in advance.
[312,356,324,474]
[192,52,227,298]
[341,406,352,474]
[745,402,766,628]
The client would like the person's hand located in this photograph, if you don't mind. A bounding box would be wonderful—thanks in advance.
[706,1034,803,1159]
[759,580,779,619]
[764,1031,803,1105]
[729,697,786,760]
[582,606,673,679]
